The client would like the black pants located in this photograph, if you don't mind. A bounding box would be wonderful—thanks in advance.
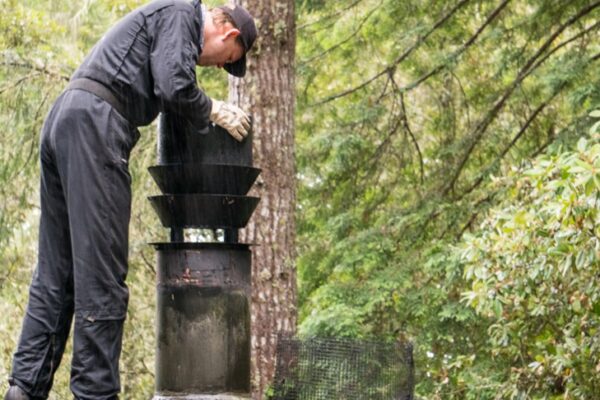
[10,89,140,399]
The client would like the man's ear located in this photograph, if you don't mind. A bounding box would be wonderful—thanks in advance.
[222,28,241,41]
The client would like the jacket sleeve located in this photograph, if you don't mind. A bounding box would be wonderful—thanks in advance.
[150,7,212,132]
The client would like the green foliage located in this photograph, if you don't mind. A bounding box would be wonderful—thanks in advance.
[295,0,600,398]
[460,135,600,398]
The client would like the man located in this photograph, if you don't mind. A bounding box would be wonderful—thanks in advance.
[5,1,257,399]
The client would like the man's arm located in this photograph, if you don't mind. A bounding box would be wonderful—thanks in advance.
[150,7,212,132]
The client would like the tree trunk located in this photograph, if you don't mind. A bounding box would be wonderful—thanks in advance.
[229,0,297,398]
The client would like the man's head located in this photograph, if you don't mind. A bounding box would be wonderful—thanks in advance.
[198,4,257,77]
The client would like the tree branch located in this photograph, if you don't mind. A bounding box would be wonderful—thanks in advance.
[476,105,550,191]
[0,72,40,95]
[1,59,70,82]
[13,91,51,181]
[297,0,365,32]
[402,0,511,92]
[139,248,156,275]
[443,1,600,195]
[528,19,600,75]
[366,110,403,178]
[450,70,472,129]
[400,91,424,184]
[299,0,382,66]
[454,192,496,240]
[460,48,600,198]
[312,0,472,106]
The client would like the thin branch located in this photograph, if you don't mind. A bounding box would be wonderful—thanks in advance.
[17,91,51,178]
[299,0,381,66]
[455,192,496,240]
[374,73,392,104]
[460,88,560,198]
[312,0,472,106]
[399,91,424,184]
[443,1,600,195]
[450,70,472,130]
[141,355,155,378]
[71,0,97,35]
[455,77,599,236]
[1,59,70,82]
[412,206,442,245]
[530,135,555,158]
[366,112,403,179]
[528,19,600,75]
[139,249,156,275]
[403,0,511,92]
[518,85,534,116]
[0,72,40,95]
[297,0,365,32]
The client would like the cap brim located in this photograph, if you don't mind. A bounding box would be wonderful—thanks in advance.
[224,54,246,77]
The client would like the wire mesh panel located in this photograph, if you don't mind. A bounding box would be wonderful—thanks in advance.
[270,337,414,400]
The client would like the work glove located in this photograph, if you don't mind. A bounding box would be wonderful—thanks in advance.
[209,99,251,142]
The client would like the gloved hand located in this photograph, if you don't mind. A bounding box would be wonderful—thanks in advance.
[209,99,251,141]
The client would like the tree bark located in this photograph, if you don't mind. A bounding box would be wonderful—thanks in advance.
[229,0,297,398]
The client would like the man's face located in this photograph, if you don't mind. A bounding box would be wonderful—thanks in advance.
[198,23,244,69]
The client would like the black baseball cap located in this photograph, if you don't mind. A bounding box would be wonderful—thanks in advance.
[219,5,257,77]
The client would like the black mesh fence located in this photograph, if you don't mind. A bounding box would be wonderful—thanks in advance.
[269,336,415,400]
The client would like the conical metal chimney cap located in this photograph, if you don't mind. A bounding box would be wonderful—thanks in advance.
[148,163,260,195]
[149,194,260,229]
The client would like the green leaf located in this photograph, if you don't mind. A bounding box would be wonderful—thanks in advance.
[589,120,600,135]
[589,110,600,118]
[577,137,588,153]
[572,299,582,313]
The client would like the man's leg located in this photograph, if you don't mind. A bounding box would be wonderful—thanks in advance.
[50,90,138,400]
[9,101,75,399]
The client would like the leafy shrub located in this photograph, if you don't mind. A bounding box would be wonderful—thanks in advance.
[460,133,600,398]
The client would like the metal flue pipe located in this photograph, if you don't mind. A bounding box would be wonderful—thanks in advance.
[149,114,259,399]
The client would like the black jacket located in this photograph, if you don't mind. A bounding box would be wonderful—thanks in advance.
[72,0,211,130]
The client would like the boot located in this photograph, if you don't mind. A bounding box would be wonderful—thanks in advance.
[4,386,29,400]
